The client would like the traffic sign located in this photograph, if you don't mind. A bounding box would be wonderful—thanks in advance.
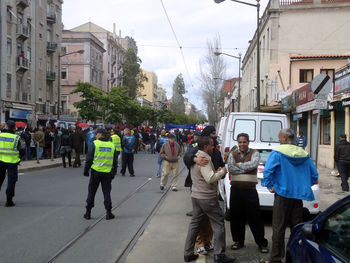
[311,74,333,96]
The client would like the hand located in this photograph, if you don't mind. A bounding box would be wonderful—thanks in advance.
[194,156,209,167]
[269,187,275,193]
[84,171,89,177]
[111,173,115,180]
[222,167,227,174]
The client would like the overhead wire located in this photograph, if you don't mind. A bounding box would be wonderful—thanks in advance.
[159,0,194,87]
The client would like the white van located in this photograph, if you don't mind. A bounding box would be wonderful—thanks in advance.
[218,112,320,218]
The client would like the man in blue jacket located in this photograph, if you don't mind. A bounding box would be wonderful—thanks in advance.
[260,128,318,263]
[120,128,136,177]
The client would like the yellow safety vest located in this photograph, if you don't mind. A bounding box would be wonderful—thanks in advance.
[191,142,198,148]
[91,140,115,173]
[111,134,121,152]
[0,132,21,164]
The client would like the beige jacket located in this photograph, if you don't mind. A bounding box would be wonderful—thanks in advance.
[160,142,181,163]
[191,150,226,199]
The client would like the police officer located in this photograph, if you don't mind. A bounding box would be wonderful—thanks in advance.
[83,128,118,220]
[110,128,121,170]
[0,120,23,207]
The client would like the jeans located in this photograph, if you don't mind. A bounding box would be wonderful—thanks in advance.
[39,147,43,159]
[157,155,163,176]
[25,146,31,160]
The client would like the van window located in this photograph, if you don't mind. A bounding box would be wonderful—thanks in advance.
[261,120,282,142]
[233,119,256,141]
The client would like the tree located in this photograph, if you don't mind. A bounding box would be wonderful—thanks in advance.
[105,86,131,124]
[199,36,226,126]
[120,48,147,99]
[71,82,104,123]
[171,74,186,114]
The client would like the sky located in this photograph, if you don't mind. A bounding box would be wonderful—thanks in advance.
[62,0,269,111]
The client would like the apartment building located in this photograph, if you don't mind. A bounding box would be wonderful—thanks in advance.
[60,31,105,118]
[70,22,125,92]
[140,70,160,106]
[0,0,63,125]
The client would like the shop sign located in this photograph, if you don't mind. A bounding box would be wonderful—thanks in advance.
[342,99,350,107]
[9,109,30,119]
[296,83,315,106]
[281,91,296,112]
[296,99,327,113]
[335,64,350,94]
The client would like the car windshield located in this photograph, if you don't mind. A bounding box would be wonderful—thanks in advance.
[259,150,272,163]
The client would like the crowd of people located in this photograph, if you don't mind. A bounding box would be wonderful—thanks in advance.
[0,120,321,263]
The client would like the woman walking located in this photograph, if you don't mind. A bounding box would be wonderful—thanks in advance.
[60,128,72,168]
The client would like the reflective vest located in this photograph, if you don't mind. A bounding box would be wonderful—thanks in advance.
[91,140,115,173]
[191,142,198,148]
[111,134,121,152]
[0,132,21,164]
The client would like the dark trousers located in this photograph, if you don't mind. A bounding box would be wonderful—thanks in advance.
[86,169,112,210]
[270,194,303,262]
[61,152,71,167]
[337,161,350,191]
[0,162,18,200]
[120,152,134,175]
[229,186,267,247]
[73,149,81,167]
[184,197,226,256]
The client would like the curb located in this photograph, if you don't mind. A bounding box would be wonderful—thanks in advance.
[19,162,63,173]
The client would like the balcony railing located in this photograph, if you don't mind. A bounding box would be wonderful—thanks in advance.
[111,55,117,65]
[17,0,30,9]
[280,0,313,5]
[47,42,58,53]
[47,12,56,24]
[17,57,29,72]
[17,24,29,40]
[46,71,56,81]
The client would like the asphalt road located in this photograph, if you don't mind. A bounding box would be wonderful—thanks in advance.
[0,152,177,263]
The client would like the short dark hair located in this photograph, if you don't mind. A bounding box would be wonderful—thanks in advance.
[340,134,347,139]
[237,133,249,141]
[198,136,212,150]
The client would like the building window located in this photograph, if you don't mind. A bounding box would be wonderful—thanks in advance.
[16,77,22,101]
[39,58,43,69]
[27,79,31,102]
[320,69,335,82]
[61,67,67,80]
[299,69,314,83]
[7,74,12,98]
[7,7,12,22]
[7,38,12,55]
[27,48,31,62]
[321,116,331,145]
[61,46,67,55]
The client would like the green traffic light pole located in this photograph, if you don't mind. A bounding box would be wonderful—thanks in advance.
[214,0,260,111]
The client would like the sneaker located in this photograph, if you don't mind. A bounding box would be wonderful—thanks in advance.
[156,174,161,178]
[197,247,208,255]
[172,187,178,192]
[121,173,125,176]
[5,200,15,207]
[106,211,115,220]
[130,174,135,177]
[205,244,214,251]
[160,185,164,190]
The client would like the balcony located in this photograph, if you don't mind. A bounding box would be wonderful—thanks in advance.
[46,71,56,81]
[17,0,30,9]
[16,57,29,72]
[17,24,29,41]
[47,42,58,53]
[47,12,56,24]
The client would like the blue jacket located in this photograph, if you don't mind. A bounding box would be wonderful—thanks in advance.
[87,130,96,149]
[262,144,318,201]
[295,136,307,149]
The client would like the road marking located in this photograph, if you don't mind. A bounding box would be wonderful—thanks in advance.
[18,173,24,176]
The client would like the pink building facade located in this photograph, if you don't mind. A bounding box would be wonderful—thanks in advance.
[60,31,105,119]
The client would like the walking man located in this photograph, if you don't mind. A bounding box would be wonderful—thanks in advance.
[184,136,235,263]
[334,134,350,191]
[120,128,136,177]
[159,134,181,191]
[0,120,23,207]
[260,128,318,263]
[228,133,268,253]
[83,128,118,220]
[72,126,84,167]
[156,129,168,177]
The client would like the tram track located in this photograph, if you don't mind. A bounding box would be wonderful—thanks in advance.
[45,165,186,263]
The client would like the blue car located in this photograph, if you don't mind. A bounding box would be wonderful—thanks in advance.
[286,194,350,263]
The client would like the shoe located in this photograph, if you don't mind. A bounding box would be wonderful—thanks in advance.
[196,247,207,255]
[5,200,15,207]
[231,242,244,250]
[184,254,199,262]
[83,210,91,220]
[106,211,115,220]
[205,244,214,251]
[186,211,193,217]
[121,173,125,176]
[259,258,282,263]
[259,246,269,254]
[130,174,135,177]
[156,174,161,178]
[172,187,178,192]
[160,185,164,191]
[214,254,236,263]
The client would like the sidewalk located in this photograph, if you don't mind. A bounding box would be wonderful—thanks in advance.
[18,156,86,172]
[124,165,349,263]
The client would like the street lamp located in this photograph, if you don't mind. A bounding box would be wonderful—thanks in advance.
[57,49,84,120]
[214,51,242,112]
[214,0,260,111]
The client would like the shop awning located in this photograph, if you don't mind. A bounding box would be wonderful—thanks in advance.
[260,104,282,112]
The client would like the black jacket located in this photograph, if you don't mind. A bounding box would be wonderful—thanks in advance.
[335,140,350,163]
